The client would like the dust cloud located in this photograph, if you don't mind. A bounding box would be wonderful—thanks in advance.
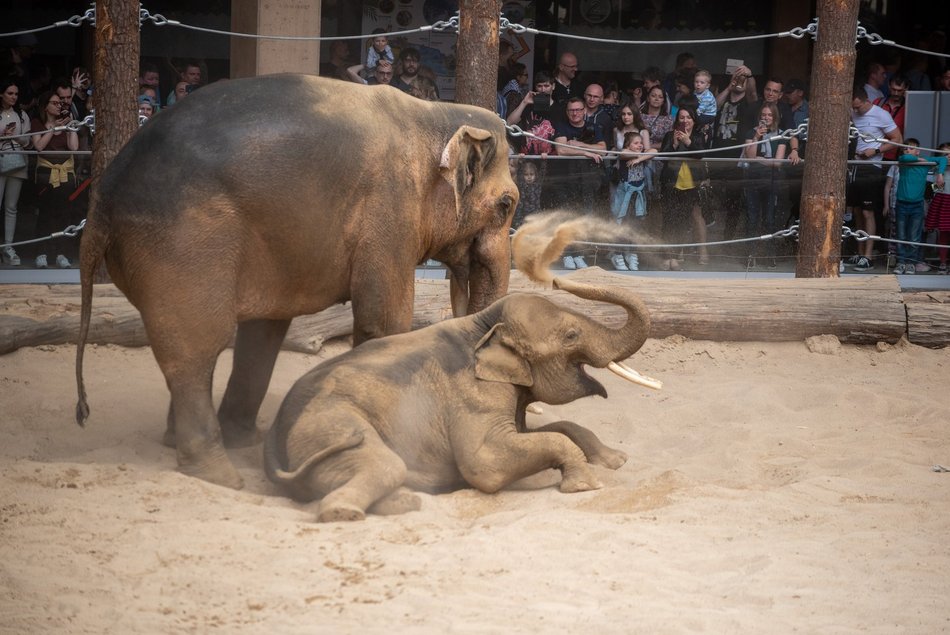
[511,212,644,284]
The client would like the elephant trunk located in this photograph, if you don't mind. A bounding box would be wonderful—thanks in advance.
[552,276,651,366]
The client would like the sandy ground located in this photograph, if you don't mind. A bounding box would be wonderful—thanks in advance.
[2,335,949,634]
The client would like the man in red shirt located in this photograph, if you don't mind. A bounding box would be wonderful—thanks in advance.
[874,74,907,161]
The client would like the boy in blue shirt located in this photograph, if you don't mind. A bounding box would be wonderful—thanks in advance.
[893,139,948,273]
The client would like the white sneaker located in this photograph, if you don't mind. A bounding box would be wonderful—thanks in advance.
[56,254,71,269]
[562,255,576,270]
[1,246,20,266]
[893,263,905,274]
[35,254,48,268]
[904,264,915,275]
[839,260,845,273]
[625,253,639,271]
[610,253,629,271]
[572,256,588,269]
[915,262,932,273]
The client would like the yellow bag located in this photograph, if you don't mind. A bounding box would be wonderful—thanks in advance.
[674,162,694,190]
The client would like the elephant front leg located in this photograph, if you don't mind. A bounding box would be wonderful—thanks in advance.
[454,423,603,494]
[218,318,291,448]
[529,420,628,470]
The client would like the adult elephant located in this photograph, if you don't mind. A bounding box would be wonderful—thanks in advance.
[75,74,519,490]
[264,276,658,522]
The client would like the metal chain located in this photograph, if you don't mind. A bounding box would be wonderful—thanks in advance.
[428,12,460,33]
[60,5,97,28]
[784,18,819,40]
[500,15,531,35]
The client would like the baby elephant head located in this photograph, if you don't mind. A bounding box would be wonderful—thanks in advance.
[474,277,654,404]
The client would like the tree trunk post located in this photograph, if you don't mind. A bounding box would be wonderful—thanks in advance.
[89,0,140,282]
[91,0,140,180]
[795,0,860,278]
[455,0,502,111]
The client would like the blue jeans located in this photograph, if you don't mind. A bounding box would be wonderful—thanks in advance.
[895,200,925,265]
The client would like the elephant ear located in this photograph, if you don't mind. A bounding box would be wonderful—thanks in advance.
[440,125,496,221]
[474,323,533,386]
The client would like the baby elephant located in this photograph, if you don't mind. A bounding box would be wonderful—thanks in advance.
[264,276,658,522]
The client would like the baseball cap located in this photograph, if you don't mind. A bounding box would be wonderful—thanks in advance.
[784,79,805,93]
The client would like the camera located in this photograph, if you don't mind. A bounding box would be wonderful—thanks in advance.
[533,92,551,112]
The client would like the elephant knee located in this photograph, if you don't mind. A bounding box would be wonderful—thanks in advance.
[459,460,509,494]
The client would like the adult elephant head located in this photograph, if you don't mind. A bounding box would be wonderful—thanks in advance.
[474,276,655,406]
[433,124,518,317]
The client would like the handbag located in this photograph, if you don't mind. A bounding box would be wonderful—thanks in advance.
[0,141,27,174]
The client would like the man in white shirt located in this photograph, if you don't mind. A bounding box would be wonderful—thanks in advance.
[846,86,902,271]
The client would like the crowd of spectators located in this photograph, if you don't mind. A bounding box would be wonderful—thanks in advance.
[496,51,950,273]
[2,28,950,274]
[0,33,207,268]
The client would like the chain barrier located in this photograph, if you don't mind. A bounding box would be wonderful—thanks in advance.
[139,6,444,41]
[3,6,950,66]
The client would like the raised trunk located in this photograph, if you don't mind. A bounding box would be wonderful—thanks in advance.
[552,276,651,364]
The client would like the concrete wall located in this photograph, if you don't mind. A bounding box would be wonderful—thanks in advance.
[230,0,322,78]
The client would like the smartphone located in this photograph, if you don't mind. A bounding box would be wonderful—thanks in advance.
[674,120,686,133]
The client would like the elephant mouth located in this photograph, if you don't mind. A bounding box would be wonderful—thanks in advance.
[579,366,608,399]
[607,361,663,390]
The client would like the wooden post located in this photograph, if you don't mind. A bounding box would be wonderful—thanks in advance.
[795,0,860,278]
[455,0,501,110]
[90,0,139,179]
[90,0,140,283]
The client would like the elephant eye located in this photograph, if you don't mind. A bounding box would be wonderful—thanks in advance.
[498,193,515,219]
[563,328,579,346]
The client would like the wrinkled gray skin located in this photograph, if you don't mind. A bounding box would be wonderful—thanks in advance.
[75,75,518,490]
[264,277,651,522]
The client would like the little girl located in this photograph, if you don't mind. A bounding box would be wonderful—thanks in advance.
[513,160,543,230]
[609,131,654,271]
[924,141,950,273]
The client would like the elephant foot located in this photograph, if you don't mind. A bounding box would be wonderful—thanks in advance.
[318,503,366,523]
[177,452,245,490]
[162,426,177,449]
[220,423,262,449]
[369,487,422,516]
[559,463,603,493]
[588,446,628,470]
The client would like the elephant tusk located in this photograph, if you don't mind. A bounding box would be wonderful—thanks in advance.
[607,361,663,391]
[526,403,544,415]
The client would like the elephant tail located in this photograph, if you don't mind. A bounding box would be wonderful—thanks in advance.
[264,430,365,485]
[75,184,112,428]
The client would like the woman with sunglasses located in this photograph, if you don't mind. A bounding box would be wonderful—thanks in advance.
[29,90,79,268]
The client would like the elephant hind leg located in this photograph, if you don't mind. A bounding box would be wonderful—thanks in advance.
[315,445,409,523]
[143,288,242,489]
[368,487,422,516]
[218,318,292,448]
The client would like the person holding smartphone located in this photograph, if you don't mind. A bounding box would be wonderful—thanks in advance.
[29,91,79,269]
[658,106,709,270]
[0,79,31,266]
[741,103,788,268]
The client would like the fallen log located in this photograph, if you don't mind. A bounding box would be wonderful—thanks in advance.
[2,270,946,355]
